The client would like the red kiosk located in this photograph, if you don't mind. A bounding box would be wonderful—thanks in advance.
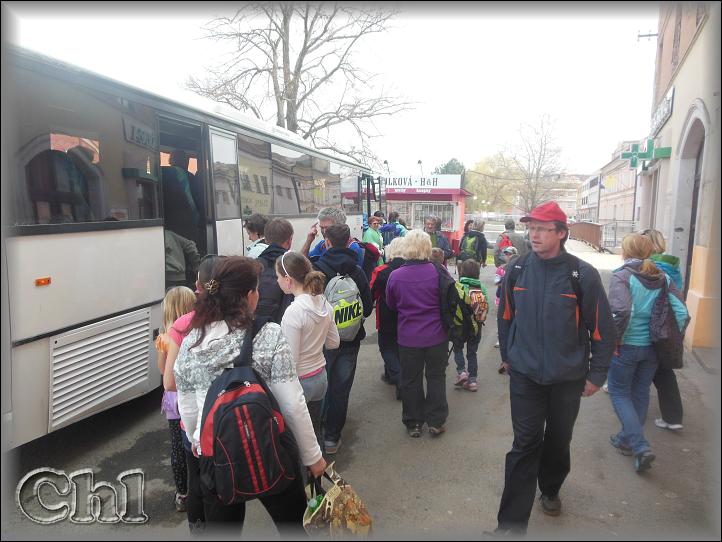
[383,174,472,253]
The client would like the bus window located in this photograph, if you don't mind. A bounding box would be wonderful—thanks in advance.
[11,65,159,226]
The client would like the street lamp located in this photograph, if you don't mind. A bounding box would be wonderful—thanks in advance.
[417,159,423,177]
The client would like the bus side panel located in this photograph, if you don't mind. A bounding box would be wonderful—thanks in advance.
[215,219,244,256]
[6,227,164,343]
[10,302,161,448]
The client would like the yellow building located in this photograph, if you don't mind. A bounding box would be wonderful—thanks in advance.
[635,2,720,350]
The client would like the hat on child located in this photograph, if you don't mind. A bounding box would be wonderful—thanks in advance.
[502,246,518,255]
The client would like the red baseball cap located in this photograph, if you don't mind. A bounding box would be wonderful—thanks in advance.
[520,201,568,227]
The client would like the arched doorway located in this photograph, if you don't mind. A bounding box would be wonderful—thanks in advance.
[674,117,706,298]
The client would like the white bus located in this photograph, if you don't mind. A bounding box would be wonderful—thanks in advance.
[1,46,374,449]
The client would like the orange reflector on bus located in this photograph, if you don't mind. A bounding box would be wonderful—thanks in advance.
[35,277,51,287]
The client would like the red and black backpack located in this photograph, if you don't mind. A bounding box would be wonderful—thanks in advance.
[199,321,299,505]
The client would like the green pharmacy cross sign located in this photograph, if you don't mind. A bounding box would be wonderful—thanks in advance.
[621,138,672,169]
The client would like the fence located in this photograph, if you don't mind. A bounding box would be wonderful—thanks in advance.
[569,221,603,251]
[601,220,637,252]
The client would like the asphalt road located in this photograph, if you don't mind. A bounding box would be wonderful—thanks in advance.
[2,241,720,540]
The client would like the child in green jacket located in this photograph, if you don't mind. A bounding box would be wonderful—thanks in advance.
[453,259,489,392]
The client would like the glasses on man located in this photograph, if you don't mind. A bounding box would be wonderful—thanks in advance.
[528,226,557,234]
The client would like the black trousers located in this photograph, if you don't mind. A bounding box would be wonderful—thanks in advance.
[653,364,683,425]
[398,341,449,428]
[202,460,307,537]
[497,369,585,532]
[184,449,205,526]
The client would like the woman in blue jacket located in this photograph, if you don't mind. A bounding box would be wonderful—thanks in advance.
[607,233,689,473]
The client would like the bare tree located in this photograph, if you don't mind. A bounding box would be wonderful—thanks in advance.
[187,3,413,167]
[503,115,564,213]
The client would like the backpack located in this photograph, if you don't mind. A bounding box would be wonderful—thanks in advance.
[458,234,479,261]
[355,238,381,280]
[467,287,489,324]
[316,260,364,342]
[649,279,689,369]
[497,233,513,251]
[433,263,474,346]
[199,321,299,505]
[505,252,585,343]
[379,223,400,246]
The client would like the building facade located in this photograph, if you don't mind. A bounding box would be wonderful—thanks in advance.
[598,141,638,224]
[636,2,720,349]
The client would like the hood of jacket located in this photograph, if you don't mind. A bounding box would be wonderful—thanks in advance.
[258,243,287,265]
[317,247,359,276]
[293,293,330,323]
[459,276,481,288]
[651,252,680,268]
[618,259,666,289]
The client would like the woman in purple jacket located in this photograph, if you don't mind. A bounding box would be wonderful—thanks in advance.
[386,230,449,438]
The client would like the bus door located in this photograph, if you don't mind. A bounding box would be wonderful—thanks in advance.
[208,127,243,256]
[158,117,206,289]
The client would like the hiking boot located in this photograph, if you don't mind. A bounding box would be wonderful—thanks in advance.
[454,370,469,387]
[428,425,446,437]
[609,434,633,456]
[539,494,561,516]
[635,451,655,473]
[324,439,341,454]
[463,379,478,392]
[655,418,683,431]
[175,492,187,513]
[407,424,422,438]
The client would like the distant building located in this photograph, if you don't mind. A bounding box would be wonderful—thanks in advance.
[598,141,638,224]
[577,173,600,222]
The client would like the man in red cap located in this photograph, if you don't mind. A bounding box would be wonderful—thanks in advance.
[493,200,615,535]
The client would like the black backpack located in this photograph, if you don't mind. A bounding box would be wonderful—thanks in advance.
[649,279,689,369]
[505,252,585,344]
[199,321,299,505]
[431,262,474,346]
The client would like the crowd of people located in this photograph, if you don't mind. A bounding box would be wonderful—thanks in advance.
[154,201,690,536]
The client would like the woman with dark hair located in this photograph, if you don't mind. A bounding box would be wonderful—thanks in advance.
[244,214,269,258]
[463,219,474,234]
[276,251,339,446]
[173,256,325,532]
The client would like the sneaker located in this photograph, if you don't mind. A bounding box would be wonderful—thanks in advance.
[380,373,393,385]
[539,494,561,516]
[602,383,609,393]
[609,434,633,456]
[655,418,683,431]
[494,341,500,348]
[428,425,446,437]
[454,370,469,387]
[175,492,187,513]
[324,439,341,454]
[635,451,656,473]
[407,424,422,438]
[463,380,478,392]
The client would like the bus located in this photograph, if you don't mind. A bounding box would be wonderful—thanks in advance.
[1,45,375,449]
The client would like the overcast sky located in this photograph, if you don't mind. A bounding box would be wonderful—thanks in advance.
[4,2,659,176]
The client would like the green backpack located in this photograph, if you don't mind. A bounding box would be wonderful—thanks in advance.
[458,235,478,261]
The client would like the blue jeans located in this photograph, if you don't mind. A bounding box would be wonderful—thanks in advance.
[322,345,360,443]
[453,332,480,378]
[607,345,658,455]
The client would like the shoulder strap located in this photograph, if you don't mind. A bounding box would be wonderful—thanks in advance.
[504,252,530,316]
[233,319,267,368]
[564,253,583,309]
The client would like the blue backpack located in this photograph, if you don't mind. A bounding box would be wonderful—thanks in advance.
[379,223,400,246]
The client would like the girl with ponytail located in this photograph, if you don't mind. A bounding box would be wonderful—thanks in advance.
[276,251,340,445]
[606,234,689,473]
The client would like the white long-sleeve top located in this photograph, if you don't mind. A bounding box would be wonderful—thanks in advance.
[281,293,340,377]
[174,321,322,466]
